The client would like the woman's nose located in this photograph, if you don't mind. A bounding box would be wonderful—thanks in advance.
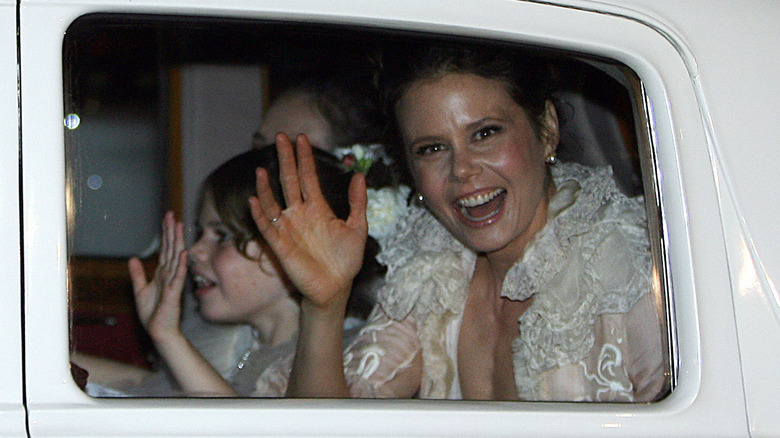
[450,148,480,182]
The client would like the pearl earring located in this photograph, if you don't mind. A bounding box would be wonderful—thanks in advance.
[415,193,425,205]
[545,153,558,165]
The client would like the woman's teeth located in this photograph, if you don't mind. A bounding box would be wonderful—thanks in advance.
[457,188,504,207]
[456,189,506,221]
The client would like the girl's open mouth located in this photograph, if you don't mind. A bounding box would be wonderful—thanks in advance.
[193,274,217,295]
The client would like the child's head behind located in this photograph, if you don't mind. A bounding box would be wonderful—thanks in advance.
[195,146,377,320]
[190,147,356,327]
[201,146,352,258]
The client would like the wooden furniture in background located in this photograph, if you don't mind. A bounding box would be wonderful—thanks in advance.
[69,256,157,369]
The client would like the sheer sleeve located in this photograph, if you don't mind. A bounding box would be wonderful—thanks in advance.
[577,208,668,403]
[343,306,422,398]
[625,292,670,401]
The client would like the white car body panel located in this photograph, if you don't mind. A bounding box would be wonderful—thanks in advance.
[5,0,778,436]
[0,0,25,437]
[557,1,780,435]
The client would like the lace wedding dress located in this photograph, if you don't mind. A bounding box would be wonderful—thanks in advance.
[343,163,669,401]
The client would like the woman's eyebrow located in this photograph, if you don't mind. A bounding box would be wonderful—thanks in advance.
[408,135,443,147]
[464,117,504,131]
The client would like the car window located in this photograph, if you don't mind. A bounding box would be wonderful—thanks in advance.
[64,13,674,401]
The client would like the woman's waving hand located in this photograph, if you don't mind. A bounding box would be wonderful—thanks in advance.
[249,133,368,311]
[249,133,368,397]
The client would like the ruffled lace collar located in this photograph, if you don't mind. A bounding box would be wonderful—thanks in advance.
[376,162,639,320]
[504,162,640,302]
[375,200,475,321]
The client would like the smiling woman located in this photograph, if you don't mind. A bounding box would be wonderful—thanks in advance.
[277,44,670,401]
[394,72,558,257]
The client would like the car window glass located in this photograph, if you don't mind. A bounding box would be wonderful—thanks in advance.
[64,14,674,401]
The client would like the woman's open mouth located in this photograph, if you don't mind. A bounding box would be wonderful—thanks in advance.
[454,188,506,225]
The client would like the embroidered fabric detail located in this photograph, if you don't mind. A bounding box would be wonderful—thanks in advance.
[343,308,422,398]
[580,343,635,402]
[344,316,396,381]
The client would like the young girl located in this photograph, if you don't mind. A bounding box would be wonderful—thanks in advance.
[128,145,370,396]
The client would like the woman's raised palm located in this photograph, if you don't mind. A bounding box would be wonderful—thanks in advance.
[249,133,368,310]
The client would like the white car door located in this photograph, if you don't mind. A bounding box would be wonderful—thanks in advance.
[0,0,25,436]
[18,0,751,436]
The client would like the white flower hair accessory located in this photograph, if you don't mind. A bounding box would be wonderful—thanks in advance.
[333,143,411,242]
[366,185,412,242]
[332,143,392,174]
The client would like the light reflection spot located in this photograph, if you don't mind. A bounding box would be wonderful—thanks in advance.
[87,174,103,190]
[64,113,80,130]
